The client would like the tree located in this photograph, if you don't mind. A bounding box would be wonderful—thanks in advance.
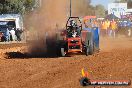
[24,0,36,11]
[127,0,132,8]
[114,0,127,3]
[72,0,95,16]
[0,4,3,13]
[95,4,106,18]
[0,0,37,14]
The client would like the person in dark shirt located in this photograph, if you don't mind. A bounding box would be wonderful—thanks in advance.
[15,28,23,41]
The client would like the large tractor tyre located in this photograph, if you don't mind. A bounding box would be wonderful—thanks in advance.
[85,32,94,56]
[61,48,66,57]
[55,44,61,56]
[56,40,67,57]
[89,43,94,55]
[55,33,62,56]
[85,43,94,56]
[85,47,89,56]
[56,32,63,41]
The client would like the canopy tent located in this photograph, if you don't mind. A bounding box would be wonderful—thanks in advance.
[105,14,119,20]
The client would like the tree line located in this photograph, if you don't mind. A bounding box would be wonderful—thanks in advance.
[0,0,106,17]
[0,0,131,17]
[0,0,38,14]
[72,0,106,17]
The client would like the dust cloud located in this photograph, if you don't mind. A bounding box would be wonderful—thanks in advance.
[25,0,69,57]
[24,0,132,56]
[24,0,92,57]
[100,36,132,52]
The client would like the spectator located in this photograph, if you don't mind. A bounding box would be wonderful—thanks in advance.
[15,28,22,41]
[92,19,98,27]
[4,28,10,42]
[127,19,132,37]
[109,19,117,38]
[100,20,107,36]
[10,28,16,41]
[128,29,131,37]
[105,19,110,36]
[83,24,92,32]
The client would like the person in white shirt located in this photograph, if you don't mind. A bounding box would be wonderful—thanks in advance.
[10,28,16,41]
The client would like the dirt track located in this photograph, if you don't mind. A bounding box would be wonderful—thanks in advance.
[0,37,132,88]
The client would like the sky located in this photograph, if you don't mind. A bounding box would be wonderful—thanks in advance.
[91,0,115,9]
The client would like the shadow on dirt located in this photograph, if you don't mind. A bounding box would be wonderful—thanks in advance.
[5,34,73,59]
[5,52,60,59]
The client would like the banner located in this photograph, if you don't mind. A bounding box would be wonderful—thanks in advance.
[108,3,127,18]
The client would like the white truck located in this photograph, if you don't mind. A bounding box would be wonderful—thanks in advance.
[0,14,23,30]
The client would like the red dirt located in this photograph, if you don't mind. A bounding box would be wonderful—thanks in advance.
[0,37,132,88]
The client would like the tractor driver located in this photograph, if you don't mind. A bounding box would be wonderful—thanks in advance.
[72,27,78,37]
[69,20,80,37]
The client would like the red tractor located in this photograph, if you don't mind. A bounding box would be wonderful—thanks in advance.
[56,16,99,56]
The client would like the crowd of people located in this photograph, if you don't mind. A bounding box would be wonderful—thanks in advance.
[100,19,117,38]
[84,18,132,38]
[0,27,23,42]
[66,18,132,39]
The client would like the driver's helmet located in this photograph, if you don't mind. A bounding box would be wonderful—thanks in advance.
[70,20,76,27]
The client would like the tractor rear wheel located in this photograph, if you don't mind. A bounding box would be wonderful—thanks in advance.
[85,32,94,56]
[86,47,89,56]
[89,43,94,55]
[85,43,94,56]
[61,48,66,57]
